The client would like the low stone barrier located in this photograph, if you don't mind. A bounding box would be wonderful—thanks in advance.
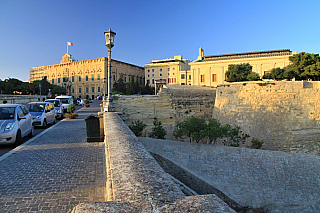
[0,95,41,104]
[72,112,236,212]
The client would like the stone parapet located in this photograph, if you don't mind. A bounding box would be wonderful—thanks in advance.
[72,112,236,212]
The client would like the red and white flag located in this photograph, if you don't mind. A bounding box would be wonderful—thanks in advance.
[67,41,73,46]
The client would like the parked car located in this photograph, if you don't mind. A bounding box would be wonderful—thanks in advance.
[26,102,56,128]
[45,99,63,119]
[55,96,73,113]
[0,104,34,145]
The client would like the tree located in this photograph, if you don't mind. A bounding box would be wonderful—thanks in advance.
[247,72,261,81]
[129,120,147,137]
[225,63,253,82]
[263,67,287,80]
[287,52,320,80]
[112,73,126,94]
[173,116,206,142]
[148,119,166,139]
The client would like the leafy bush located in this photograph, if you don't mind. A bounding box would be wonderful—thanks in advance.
[148,120,166,139]
[129,120,147,137]
[249,138,264,149]
[84,99,90,104]
[67,104,75,113]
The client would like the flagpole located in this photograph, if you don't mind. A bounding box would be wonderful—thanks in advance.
[67,41,69,54]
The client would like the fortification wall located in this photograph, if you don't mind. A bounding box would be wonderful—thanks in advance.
[114,85,216,140]
[213,81,320,154]
[140,137,320,212]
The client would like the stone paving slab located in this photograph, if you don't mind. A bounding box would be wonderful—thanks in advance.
[0,101,105,212]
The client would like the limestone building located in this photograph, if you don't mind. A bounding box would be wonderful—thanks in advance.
[188,48,297,87]
[144,55,190,87]
[30,53,144,99]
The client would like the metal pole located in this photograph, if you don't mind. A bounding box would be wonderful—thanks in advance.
[108,48,112,99]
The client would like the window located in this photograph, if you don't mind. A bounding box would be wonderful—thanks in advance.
[152,79,155,84]
[160,73,162,77]
[79,87,81,93]
[79,76,81,82]
[147,79,150,84]
[167,68,170,71]
[86,75,88,81]
[212,74,217,82]
[72,76,74,82]
[189,75,191,80]
[152,74,154,77]
[147,74,150,77]
[97,74,100,80]
[173,68,175,70]
[91,74,94,81]
[98,87,100,92]
[92,87,94,92]
[160,68,162,71]
[113,75,116,82]
[86,87,88,93]
[58,78,60,83]
[173,73,175,75]
[172,78,176,83]
[152,69,154,72]
[52,79,54,84]
[124,77,126,82]
[147,69,150,73]
[181,74,185,79]
[72,88,74,93]
[201,75,205,82]
[63,76,68,82]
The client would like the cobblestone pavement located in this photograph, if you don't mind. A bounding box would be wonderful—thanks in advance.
[0,101,105,212]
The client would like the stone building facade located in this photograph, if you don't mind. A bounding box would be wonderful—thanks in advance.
[30,53,144,99]
[145,55,190,87]
[188,48,297,87]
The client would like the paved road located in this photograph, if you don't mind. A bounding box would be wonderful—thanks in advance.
[0,101,105,212]
[0,105,83,157]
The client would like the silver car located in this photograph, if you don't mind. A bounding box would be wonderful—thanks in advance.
[26,102,56,128]
[0,104,34,145]
[45,99,64,119]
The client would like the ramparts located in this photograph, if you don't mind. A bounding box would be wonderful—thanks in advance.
[213,81,320,154]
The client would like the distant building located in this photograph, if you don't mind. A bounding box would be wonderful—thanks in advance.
[30,53,144,99]
[145,55,190,87]
[188,48,297,87]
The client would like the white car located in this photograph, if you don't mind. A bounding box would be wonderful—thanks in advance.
[26,102,56,128]
[55,95,73,113]
[45,99,64,119]
[0,104,34,145]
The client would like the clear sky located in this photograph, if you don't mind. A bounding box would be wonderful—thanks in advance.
[1,0,320,81]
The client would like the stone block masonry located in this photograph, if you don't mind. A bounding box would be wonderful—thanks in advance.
[114,85,216,140]
[213,81,320,155]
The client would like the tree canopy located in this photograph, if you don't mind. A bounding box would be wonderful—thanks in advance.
[287,52,320,80]
[225,63,259,82]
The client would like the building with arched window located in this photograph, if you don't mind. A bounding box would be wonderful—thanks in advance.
[30,53,144,99]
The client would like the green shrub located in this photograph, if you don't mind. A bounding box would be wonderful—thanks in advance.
[67,104,75,113]
[129,120,147,137]
[148,119,166,139]
[250,138,264,149]
[84,99,90,104]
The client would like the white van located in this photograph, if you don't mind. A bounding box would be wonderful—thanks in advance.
[55,96,73,113]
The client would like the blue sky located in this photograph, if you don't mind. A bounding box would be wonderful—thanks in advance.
[1,0,320,81]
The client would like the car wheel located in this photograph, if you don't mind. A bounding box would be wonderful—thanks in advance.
[14,130,22,146]
[42,120,47,128]
[28,126,34,137]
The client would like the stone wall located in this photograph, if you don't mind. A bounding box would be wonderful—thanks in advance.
[213,81,320,155]
[114,85,216,140]
[0,95,40,104]
[72,112,236,212]
[140,137,320,213]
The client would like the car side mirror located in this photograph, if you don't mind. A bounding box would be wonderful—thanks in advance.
[18,115,26,120]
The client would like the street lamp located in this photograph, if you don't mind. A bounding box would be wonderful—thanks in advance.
[67,81,72,96]
[39,83,42,101]
[104,28,116,112]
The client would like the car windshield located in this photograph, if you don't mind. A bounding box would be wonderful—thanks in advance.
[0,107,15,120]
[26,104,45,112]
[58,98,69,104]
[46,100,60,107]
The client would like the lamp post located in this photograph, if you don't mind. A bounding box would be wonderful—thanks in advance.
[67,81,72,96]
[39,83,42,101]
[104,28,116,112]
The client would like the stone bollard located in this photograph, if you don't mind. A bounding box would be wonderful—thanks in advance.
[84,114,104,142]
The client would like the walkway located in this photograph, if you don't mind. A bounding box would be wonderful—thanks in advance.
[0,101,105,212]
